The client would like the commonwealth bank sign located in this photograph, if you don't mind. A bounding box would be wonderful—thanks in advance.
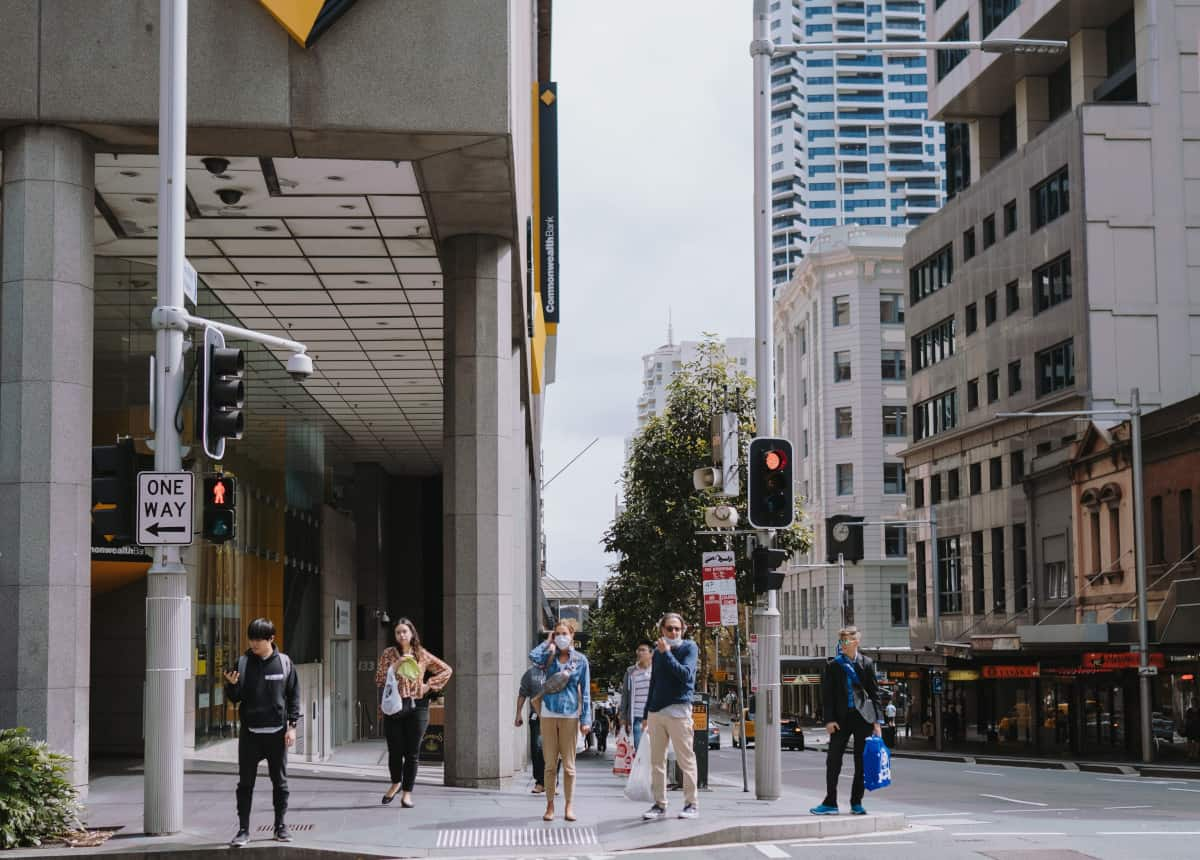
[258,0,358,47]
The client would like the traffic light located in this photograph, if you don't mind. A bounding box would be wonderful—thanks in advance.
[747,437,794,529]
[203,474,237,544]
[752,546,789,594]
[198,326,245,461]
[91,439,137,546]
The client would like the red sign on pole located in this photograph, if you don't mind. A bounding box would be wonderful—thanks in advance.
[702,550,738,628]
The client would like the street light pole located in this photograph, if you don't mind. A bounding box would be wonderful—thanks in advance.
[750,0,781,802]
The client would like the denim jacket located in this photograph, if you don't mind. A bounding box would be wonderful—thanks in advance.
[529,642,592,728]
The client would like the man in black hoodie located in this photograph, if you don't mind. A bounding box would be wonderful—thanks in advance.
[223,618,300,847]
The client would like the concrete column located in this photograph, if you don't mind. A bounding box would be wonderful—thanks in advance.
[1071,29,1107,106]
[969,117,1002,183]
[442,235,514,788]
[1015,76,1050,145]
[0,126,95,786]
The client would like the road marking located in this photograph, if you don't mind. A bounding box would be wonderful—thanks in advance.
[991,808,1078,814]
[1097,831,1200,836]
[755,845,790,858]
[919,819,992,826]
[907,811,972,819]
[964,770,1004,776]
[1097,777,1188,785]
[1167,787,1200,794]
[953,832,1066,837]
[1105,805,1153,810]
[980,793,1047,806]
[788,842,914,849]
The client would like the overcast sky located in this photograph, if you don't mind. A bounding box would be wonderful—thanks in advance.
[542,1,757,583]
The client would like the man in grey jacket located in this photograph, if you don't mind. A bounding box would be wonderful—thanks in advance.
[620,640,654,750]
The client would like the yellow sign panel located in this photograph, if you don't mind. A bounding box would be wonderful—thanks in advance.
[948,669,981,682]
[258,0,357,48]
[692,701,708,731]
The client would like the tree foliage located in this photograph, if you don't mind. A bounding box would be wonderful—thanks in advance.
[588,338,811,687]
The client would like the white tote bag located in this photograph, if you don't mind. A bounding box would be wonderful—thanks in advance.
[623,734,654,802]
[380,664,403,716]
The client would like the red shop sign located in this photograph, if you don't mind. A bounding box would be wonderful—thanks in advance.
[981,665,1040,679]
[1082,652,1166,670]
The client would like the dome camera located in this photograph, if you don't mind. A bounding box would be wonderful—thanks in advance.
[216,188,243,206]
[286,352,314,382]
[202,157,230,176]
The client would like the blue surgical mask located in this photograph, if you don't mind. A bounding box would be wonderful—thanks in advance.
[665,637,683,648]
[554,635,572,650]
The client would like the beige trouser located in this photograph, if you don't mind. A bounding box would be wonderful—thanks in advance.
[647,710,698,808]
[540,716,578,803]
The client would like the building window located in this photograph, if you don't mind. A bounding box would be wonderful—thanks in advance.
[1151,495,1165,563]
[963,227,977,260]
[1048,59,1071,119]
[837,463,854,495]
[843,584,855,626]
[801,588,808,629]
[947,468,960,500]
[991,527,1007,612]
[990,456,1003,490]
[803,428,809,457]
[1036,340,1075,397]
[885,525,908,558]
[982,215,996,249]
[938,535,963,614]
[914,477,925,508]
[1003,199,1018,235]
[930,473,942,504]
[801,377,808,405]
[1182,489,1195,558]
[882,405,907,437]
[1031,166,1070,230]
[1006,280,1020,315]
[880,292,905,324]
[915,540,928,618]
[913,389,958,441]
[972,531,986,613]
[987,369,1000,403]
[970,462,982,495]
[985,291,998,325]
[911,316,957,372]
[1109,506,1121,571]
[799,322,807,354]
[881,349,907,381]
[982,0,1020,37]
[1010,450,1025,483]
[967,378,980,411]
[1097,10,1137,102]
[1045,561,1070,600]
[884,463,906,495]
[834,350,852,382]
[833,295,851,326]
[1089,510,1102,574]
[909,244,954,304]
[835,406,853,438]
[965,302,977,335]
[1008,360,1022,395]
[1013,523,1028,611]
[945,121,971,199]
[998,104,1017,158]
[890,583,909,627]
[936,15,970,81]
[1034,254,1072,313]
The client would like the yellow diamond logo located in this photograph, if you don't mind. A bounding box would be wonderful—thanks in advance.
[540,89,556,106]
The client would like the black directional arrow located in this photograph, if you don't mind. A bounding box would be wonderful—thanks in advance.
[146,522,186,537]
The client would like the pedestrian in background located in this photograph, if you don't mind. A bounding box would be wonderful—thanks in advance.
[810,625,882,817]
[375,618,453,809]
[594,706,610,753]
[223,618,300,848]
[530,619,592,822]
[1185,706,1200,760]
[620,640,654,751]
[515,645,550,794]
[640,613,699,821]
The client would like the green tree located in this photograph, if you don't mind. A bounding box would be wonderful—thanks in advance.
[588,337,811,689]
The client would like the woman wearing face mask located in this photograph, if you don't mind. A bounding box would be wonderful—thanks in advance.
[375,618,452,808]
[529,619,591,821]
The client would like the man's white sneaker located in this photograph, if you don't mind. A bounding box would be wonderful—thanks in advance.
[678,803,699,819]
[642,804,667,820]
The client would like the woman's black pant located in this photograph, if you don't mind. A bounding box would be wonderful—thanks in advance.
[824,711,873,807]
[384,706,430,791]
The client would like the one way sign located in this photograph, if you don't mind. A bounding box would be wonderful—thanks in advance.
[137,472,194,546]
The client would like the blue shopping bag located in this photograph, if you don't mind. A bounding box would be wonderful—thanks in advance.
[863,735,892,791]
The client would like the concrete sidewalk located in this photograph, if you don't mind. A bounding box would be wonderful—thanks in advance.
[16,743,902,859]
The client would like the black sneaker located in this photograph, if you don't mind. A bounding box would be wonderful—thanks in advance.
[230,829,249,848]
[678,803,699,819]
[274,824,292,842]
[642,804,667,820]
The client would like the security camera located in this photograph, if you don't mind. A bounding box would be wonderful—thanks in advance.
[286,352,314,381]
[201,157,230,176]
[216,188,243,206]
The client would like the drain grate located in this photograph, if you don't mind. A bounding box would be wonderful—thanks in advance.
[256,824,314,833]
[436,827,598,849]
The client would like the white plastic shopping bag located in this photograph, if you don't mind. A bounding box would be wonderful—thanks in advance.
[380,665,402,716]
[612,730,633,776]
[623,733,654,802]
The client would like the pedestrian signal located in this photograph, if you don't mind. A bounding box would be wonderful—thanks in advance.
[202,474,236,544]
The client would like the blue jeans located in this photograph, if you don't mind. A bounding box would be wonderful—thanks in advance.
[632,718,644,751]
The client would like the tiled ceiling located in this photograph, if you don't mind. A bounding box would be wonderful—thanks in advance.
[91,154,444,475]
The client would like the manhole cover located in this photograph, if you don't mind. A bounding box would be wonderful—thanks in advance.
[436,827,598,849]
[256,823,315,833]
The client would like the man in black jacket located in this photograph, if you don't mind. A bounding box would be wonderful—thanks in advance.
[223,618,300,847]
[810,626,882,816]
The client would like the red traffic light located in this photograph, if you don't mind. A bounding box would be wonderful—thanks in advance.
[764,448,788,471]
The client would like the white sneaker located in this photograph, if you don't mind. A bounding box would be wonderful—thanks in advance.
[678,803,699,819]
[642,804,667,820]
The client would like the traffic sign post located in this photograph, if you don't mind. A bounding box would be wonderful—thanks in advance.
[702,550,738,628]
[137,472,194,546]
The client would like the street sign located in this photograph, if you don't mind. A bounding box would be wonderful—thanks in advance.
[932,674,944,695]
[702,550,738,628]
[1138,665,1159,677]
[137,472,194,546]
[183,259,198,306]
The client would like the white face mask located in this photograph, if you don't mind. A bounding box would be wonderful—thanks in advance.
[554,635,572,650]
[665,637,683,648]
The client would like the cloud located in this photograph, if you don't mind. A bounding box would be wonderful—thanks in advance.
[543,1,755,583]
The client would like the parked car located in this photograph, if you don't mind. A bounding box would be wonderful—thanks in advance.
[708,723,720,750]
[731,708,755,748]
[781,716,805,751]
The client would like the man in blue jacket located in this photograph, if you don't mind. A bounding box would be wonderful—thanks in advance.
[641,612,699,820]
